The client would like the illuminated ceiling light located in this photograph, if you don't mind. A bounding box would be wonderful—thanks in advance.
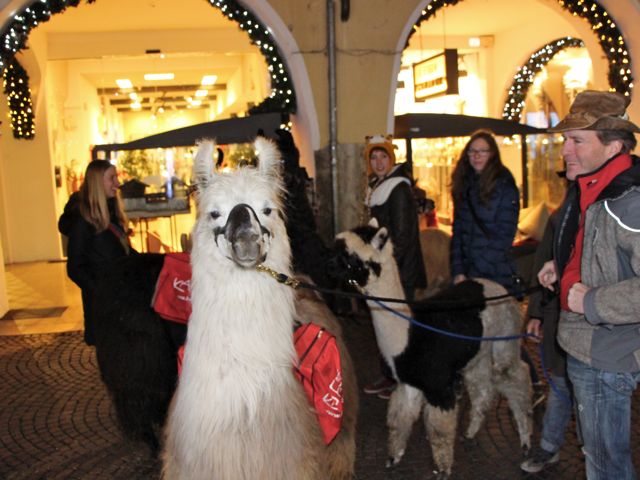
[201,75,217,85]
[468,37,481,48]
[190,99,202,106]
[144,73,175,81]
[129,92,138,100]
[130,101,142,110]
[195,89,208,97]
[116,78,133,89]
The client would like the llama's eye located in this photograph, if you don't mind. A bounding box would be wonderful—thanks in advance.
[210,211,221,220]
[262,207,272,216]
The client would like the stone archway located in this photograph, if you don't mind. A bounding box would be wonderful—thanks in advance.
[503,37,586,121]
[0,0,320,171]
[0,0,321,263]
[387,0,634,131]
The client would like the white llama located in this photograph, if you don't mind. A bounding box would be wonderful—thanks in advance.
[162,137,357,480]
[334,222,531,479]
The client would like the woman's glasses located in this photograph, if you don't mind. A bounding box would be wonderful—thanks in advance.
[468,149,491,156]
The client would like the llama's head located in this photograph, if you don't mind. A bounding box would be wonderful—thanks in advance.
[332,219,394,291]
[190,137,290,271]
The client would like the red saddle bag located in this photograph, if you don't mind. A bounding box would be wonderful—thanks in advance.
[163,260,345,444]
[293,322,344,445]
[152,252,192,324]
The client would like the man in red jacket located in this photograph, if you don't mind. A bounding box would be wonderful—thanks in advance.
[538,90,640,479]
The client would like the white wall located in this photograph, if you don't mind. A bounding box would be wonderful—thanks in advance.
[599,0,640,123]
[121,108,208,141]
[0,28,61,263]
[0,176,7,317]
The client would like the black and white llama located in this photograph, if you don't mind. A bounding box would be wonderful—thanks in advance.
[161,138,357,480]
[334,222,531,479]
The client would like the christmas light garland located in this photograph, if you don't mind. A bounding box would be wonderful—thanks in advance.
[2,58,34,139]
[206,0,296,115]
[503,37,585,121]
[407,0,633,113]
[0,0,95,138]
[0,0,296,139]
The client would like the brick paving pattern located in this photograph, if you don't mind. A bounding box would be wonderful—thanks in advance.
[1,314,640,479]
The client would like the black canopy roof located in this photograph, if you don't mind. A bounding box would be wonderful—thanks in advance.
[92,112,284,159]
[394,113,546,139]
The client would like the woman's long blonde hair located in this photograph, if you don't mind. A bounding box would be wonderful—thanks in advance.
[79,160,127,232]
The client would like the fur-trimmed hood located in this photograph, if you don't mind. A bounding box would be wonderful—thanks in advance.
[367,163,412,208]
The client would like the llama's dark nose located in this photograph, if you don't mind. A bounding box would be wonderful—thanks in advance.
[232,230,261,265]
[226,204,264,267]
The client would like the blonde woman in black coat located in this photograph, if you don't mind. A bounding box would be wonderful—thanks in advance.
[63,160,132,345]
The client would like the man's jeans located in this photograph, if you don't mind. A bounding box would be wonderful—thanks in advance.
[540,373,573,454]
[567,355,640,480]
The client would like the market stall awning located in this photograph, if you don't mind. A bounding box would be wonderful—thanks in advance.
[92,112,285,159]
[394,113,546,138]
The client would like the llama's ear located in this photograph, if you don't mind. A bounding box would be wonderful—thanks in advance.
[371,226,389,251]
[368,217,379,229]
[192,139,217,191]
[254,136,282,178]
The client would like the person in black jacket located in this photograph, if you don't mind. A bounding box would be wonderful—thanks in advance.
[60,160,132,346]
[362,134,427,399]
[450,130,520,291]
[365,135,427,299]
[520,207,575,473]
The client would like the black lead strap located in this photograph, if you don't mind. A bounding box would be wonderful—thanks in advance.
[255,264,542,313]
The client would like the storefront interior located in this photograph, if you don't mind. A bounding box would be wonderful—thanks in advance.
[394,0,595,229]
[0,0,620,266]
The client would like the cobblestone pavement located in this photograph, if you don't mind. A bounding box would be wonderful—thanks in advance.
[2,312,640,479]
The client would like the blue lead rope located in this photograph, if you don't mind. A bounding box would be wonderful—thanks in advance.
[372,299,573,405]
[372,299,535,342]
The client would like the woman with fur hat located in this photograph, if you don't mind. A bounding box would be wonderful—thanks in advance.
[362,134,427,399]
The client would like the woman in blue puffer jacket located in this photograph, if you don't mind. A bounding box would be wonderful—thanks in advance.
[450,130,520,292]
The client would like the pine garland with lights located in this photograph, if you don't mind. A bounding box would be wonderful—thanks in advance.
[2,58,34,139]
[0,0,96,139]
[0,0,95,72]
[407,0,634,103]
[503,37,584,121]
[0,0,295,140]
[404,0,461,48]
[558,0,633,96]
[206,0,296,114]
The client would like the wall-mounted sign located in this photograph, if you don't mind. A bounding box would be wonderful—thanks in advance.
[413,49,459,101]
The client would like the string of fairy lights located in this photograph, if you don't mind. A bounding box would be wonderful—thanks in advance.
[0,0,634,138]
[0,0,95,139]
[502,37,585,121]
[408,0,633,121]
[2,58,34,139]
[206,0,296,115]
[0,0,296,139]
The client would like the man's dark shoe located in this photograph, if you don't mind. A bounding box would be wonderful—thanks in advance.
[520,447,560,473]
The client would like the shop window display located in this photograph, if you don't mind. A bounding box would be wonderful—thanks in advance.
[397,133,563,232]
[111,142,255,252]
